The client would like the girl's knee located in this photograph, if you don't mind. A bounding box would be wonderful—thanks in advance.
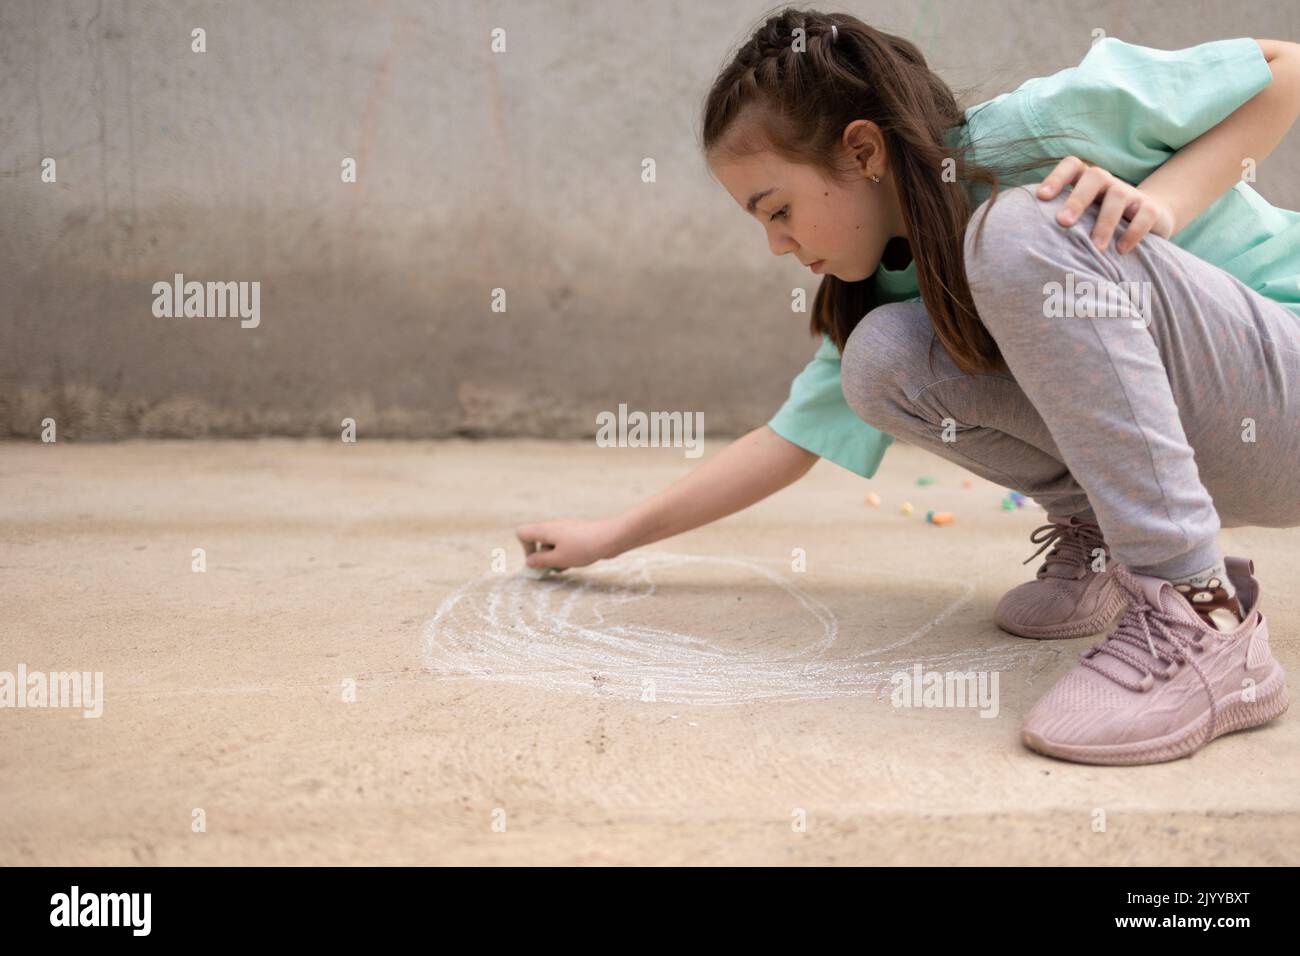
[841,301,934,420]
[964,187,1105,338]
[963,185,1074,290]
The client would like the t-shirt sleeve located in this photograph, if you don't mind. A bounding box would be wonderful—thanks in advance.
[1016,37,1274,185]
[766,333,895,480]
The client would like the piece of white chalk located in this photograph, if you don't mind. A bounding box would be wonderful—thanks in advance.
[521,539,560,579]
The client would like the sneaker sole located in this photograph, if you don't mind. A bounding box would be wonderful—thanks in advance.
[1021,661,1290,766]
[994,585,1130,641]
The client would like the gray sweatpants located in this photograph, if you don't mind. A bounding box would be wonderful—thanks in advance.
[841,185,1300,579]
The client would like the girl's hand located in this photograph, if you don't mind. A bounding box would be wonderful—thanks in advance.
[515,518,623,572]
[1036,156,1177,254]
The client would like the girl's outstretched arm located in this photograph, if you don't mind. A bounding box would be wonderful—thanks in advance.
[515,426,819,571]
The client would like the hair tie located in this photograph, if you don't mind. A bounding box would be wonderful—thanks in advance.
[830,24,838,43]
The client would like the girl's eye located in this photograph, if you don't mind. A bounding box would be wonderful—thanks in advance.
[769,206,789,222]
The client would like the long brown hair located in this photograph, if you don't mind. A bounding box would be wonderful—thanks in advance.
[699,6,1089,374]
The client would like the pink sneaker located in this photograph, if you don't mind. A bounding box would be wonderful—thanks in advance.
[1021,556,1289,765]
[995,514,1129,639]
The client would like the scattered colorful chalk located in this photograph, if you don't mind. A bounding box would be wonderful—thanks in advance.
[916,475,936,486]
[1009,491,1027,508]
[865,492,881,507]
[900,501,914,515]
[962,478,974,489]
[1000,496,1015,511]
[930,511,955,526]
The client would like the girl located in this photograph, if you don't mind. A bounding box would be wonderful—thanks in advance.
[517,8,1300,765]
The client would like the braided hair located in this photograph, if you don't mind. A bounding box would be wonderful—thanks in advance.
[699,6,1075,375]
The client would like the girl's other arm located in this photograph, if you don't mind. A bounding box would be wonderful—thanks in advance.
[515,425,819,570]
[1139,39,1300,234]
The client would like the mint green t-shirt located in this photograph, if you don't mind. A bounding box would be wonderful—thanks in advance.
[768,36,1293,480]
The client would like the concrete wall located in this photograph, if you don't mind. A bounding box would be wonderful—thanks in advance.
[2,0,1297,439]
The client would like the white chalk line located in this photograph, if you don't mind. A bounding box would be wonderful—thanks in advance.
[420,551,1048,705]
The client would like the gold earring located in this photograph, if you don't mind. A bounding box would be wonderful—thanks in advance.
[871,174,881,183]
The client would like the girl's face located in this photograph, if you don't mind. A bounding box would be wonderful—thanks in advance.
[707,120,905,282]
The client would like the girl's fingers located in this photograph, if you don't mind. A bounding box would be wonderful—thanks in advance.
[1091,186,1135,252]
[516,525,554,557]
[1057,166,1111,227]
[1037,155,1087,198]
[1057,181,1096,225]
[1116,204,1157,254]
[530,543,561,568]
[1037,159,1160,254]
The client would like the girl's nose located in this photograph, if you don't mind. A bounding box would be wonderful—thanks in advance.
[768,233,796,257]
